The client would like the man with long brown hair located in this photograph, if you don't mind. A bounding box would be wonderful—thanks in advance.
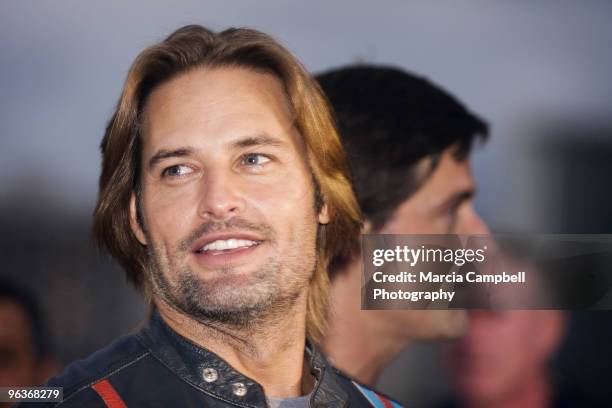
[18,26,401,407]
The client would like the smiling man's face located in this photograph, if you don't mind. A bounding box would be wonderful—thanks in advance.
[130,67,328,325]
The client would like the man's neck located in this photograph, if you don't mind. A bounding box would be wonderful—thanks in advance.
[155,296,313,398]
[322,261,411,386]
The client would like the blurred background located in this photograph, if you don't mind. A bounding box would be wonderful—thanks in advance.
[1,1,611,406]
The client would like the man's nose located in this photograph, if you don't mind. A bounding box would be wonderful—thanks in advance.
[197,170,246,221]
[457,206,490,236]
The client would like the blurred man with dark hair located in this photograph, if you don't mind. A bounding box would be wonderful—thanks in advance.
[317,65,490,385]
[0,280,59,406]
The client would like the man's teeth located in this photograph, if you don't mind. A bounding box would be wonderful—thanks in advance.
[200,239,258,252]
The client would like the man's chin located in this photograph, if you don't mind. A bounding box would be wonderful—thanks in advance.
[168,279,283,325]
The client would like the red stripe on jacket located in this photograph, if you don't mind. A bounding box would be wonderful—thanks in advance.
[92,379,128,408]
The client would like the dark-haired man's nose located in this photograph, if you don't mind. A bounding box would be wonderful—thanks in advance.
[457,206,490,236]
[197,169,246,221]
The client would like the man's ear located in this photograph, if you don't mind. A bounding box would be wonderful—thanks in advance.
[130,192,147,245]
[318,202,330,225]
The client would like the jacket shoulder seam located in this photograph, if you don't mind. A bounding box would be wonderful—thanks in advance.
[54,351,150,406]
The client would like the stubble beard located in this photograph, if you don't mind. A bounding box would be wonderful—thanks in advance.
[144,219,316,332]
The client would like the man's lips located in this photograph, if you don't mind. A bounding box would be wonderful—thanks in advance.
[191,231,265,255]
[190,232,265,269]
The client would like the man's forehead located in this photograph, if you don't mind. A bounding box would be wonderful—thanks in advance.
[143,67,292,120]
[139,66,300,154]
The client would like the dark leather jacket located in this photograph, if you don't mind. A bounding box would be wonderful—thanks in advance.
[19,311,402,407]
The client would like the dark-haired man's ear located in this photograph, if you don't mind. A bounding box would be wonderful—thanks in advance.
[318,202,330,225]
[130,193,147,245]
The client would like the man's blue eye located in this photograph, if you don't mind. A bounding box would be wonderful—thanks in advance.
[162,165,192,177]
[242,153,270,166]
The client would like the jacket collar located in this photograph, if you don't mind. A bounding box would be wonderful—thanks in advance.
[136,310,348,407]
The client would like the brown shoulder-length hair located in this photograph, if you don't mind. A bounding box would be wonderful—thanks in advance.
[92,25,362,343]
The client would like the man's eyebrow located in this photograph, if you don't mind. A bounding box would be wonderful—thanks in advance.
[231,134,286,149]
[437,187,475,213]
[148,148,193,170]
[147,135,286,170]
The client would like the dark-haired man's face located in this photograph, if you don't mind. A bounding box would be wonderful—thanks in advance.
[130,67,329,326]
[374,145,489,338]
